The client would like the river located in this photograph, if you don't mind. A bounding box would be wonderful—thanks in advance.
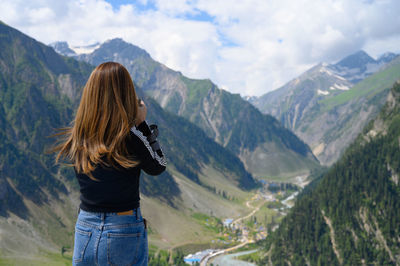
[209,249,258,266]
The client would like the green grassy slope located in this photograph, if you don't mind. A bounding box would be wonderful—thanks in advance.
[319,57,400,111]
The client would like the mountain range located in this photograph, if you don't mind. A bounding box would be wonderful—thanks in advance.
[3,19,398,265]
[0,21,259,262]
[250,50,400,165]
[51,38,320,180]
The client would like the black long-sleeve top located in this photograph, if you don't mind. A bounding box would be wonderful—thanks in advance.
[75,121,166,212]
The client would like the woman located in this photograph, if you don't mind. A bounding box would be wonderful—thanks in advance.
[54,62,166,265]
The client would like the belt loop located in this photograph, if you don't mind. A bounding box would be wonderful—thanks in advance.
[101,212,105,221]
[135,208,138,220]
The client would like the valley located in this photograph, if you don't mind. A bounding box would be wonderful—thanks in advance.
[178,178,306,265]
[248,82,400,265]
[0,18,399,266]
[0,172,303,266]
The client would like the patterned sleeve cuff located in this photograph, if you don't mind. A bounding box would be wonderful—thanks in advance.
[136,121,152,136]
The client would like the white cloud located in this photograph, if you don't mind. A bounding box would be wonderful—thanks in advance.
[0,0,399,96]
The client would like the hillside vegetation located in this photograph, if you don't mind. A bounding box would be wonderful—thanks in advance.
[70,38,320,179]
[0,21,257,261]
[259,82,400,265]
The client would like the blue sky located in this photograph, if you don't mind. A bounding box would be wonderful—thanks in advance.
[106,0,215,22]
[106,0,157,12]
[1,0,400,96]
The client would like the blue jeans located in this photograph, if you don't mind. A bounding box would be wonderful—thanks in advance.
[72,208,148,266]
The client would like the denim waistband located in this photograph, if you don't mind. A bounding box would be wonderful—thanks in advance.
[79,207,141,218]
[77,207,144,231]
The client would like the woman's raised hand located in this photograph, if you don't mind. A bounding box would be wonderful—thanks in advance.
[135,99,147,126]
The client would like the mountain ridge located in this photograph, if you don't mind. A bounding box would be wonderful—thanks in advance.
[51,38,320,180]
[250,50,400,165]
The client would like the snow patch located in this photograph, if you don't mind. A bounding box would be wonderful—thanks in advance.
[320,66,347,81]
[319,66,332,75]
[329,83,350,91]
[332,73,347,81]
[317,89,329,95]
[70,43,100,55]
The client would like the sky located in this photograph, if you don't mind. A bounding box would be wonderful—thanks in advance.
[1,0,400,96]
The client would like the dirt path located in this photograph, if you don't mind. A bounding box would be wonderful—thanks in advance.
[232,197,264,225]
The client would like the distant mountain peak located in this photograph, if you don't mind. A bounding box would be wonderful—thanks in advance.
[49,41,100,56]
[334,50,375,69]
[51,37,152,62]
[377,52,398,64]
[328,50,395,84]
[49,41,76,56]
[105,37,126,44]
[70,42,100,55]
[96,38,150,58]
[101,37,143,50]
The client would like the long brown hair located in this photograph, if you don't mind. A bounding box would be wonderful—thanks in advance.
[54,62,140,179]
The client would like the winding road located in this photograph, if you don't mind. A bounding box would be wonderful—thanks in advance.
[200,194,265,266]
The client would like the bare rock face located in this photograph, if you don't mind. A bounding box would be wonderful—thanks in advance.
[57,74,74,100]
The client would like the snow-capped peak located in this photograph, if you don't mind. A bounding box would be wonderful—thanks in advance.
[69,42,100,55]
[49,41,100,56]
